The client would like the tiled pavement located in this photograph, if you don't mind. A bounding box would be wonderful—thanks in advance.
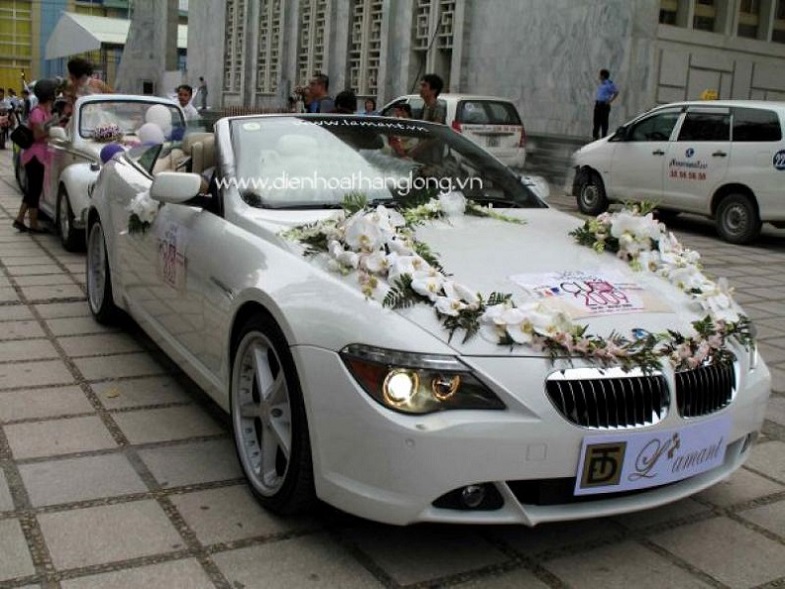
[0,150,783,589]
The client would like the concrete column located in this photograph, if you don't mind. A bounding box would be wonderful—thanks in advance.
[115,0,180,95]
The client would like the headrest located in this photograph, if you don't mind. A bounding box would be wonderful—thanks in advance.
[191,135,216,174]
[182,132,213,155]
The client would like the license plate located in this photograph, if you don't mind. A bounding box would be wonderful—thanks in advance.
[574,416,731,496]
[487,136,500,148]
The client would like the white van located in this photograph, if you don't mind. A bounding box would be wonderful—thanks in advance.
[381,94,527,169]
[567,100,785,244]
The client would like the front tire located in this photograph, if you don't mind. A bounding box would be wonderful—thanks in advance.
[716,193,761,245]
[577,170,609,215]
[58,188,83,251]
[230,314,315,515]
[86,219,119,324]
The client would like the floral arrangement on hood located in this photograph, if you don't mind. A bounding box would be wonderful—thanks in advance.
[92,122,123,143]
[285,196,755,374]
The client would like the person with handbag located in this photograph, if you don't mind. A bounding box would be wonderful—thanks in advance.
[13,79,57,233]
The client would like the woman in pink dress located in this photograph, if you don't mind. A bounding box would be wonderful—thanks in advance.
[14,79,57,233]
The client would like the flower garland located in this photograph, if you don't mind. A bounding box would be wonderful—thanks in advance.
[285,197,754,374]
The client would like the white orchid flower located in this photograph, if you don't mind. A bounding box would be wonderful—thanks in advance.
[388,255,430,283]
[362,251,389,274]
[434,295,467,316]
[386,235,414,255]
[336,250,360,269]
[443,281,480,307]
[411,271,444,301]
[345,216,384,252]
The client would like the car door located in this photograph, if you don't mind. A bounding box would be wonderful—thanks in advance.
[606,108,682,202]
[663,106,731,213]
[44,128,78,216]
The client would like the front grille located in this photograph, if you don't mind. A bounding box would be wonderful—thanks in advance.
[545,367,669,429]
[675,357,736,418]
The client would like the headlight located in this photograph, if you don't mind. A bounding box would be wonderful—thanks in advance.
[340,344,505,414]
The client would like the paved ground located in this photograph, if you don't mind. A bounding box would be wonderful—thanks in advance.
[0,152,784,589]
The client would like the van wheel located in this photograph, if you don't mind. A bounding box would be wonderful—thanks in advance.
[716,193,761,245]
[577,171,609,215]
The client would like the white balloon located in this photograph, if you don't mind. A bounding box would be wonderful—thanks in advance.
[137,122,165,144]
[145,104,172,136]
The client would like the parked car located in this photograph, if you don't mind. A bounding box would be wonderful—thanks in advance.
[15,94,185,250]
[86,113,769,526]
[381,93,527,169]
[567,100,785,244]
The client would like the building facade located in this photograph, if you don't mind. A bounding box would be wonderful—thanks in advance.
[188,0,785,137]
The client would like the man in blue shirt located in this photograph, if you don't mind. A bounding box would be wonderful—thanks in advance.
[306,73,334,114]
[592,69,619,140]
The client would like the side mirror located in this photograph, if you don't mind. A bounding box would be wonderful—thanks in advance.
[150,172,202,204]
[49,126,67,141]
[612,125,626,140]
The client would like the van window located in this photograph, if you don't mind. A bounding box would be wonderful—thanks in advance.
[458,101,522,125]
[677,112,730,141]
[627,111,680,141]
[732,108,782,142]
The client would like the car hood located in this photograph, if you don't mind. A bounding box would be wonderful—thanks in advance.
[393,209,712,356]
[259,207,718,357]
[573,136,612,158]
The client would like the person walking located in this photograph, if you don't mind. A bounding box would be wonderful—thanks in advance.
[197,77,208,110]
[592,68,619,140]
[14,79,58,233]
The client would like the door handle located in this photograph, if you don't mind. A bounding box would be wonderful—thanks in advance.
[712,151,727,157]
[652,149,665,156]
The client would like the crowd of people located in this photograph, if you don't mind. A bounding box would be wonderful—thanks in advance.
[288,71,447,125]
[9,59,448,233]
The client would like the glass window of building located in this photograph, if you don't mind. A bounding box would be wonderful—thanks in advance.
[737,0,760,38]
[773,0,785,42]
[659,0,679,24]
[694,0,718,31]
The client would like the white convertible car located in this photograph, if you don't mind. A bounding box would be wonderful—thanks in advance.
[86,114,771,526]
[21,94,185,250]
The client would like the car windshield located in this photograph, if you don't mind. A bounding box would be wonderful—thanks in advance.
[79,101,186,141]
[230,115,544,210]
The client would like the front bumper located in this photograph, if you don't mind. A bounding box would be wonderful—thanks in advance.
[292,346,771,526]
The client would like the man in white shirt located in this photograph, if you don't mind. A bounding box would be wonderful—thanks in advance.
[176,85,199,121]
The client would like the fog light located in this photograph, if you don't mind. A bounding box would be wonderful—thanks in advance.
[383,369,419,406]
[461,484,486,509]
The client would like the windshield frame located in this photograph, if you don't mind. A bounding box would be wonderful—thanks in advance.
[78,99,186,140]
[227,114,545,211]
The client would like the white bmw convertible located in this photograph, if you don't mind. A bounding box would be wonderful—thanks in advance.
[86,114,771,526]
